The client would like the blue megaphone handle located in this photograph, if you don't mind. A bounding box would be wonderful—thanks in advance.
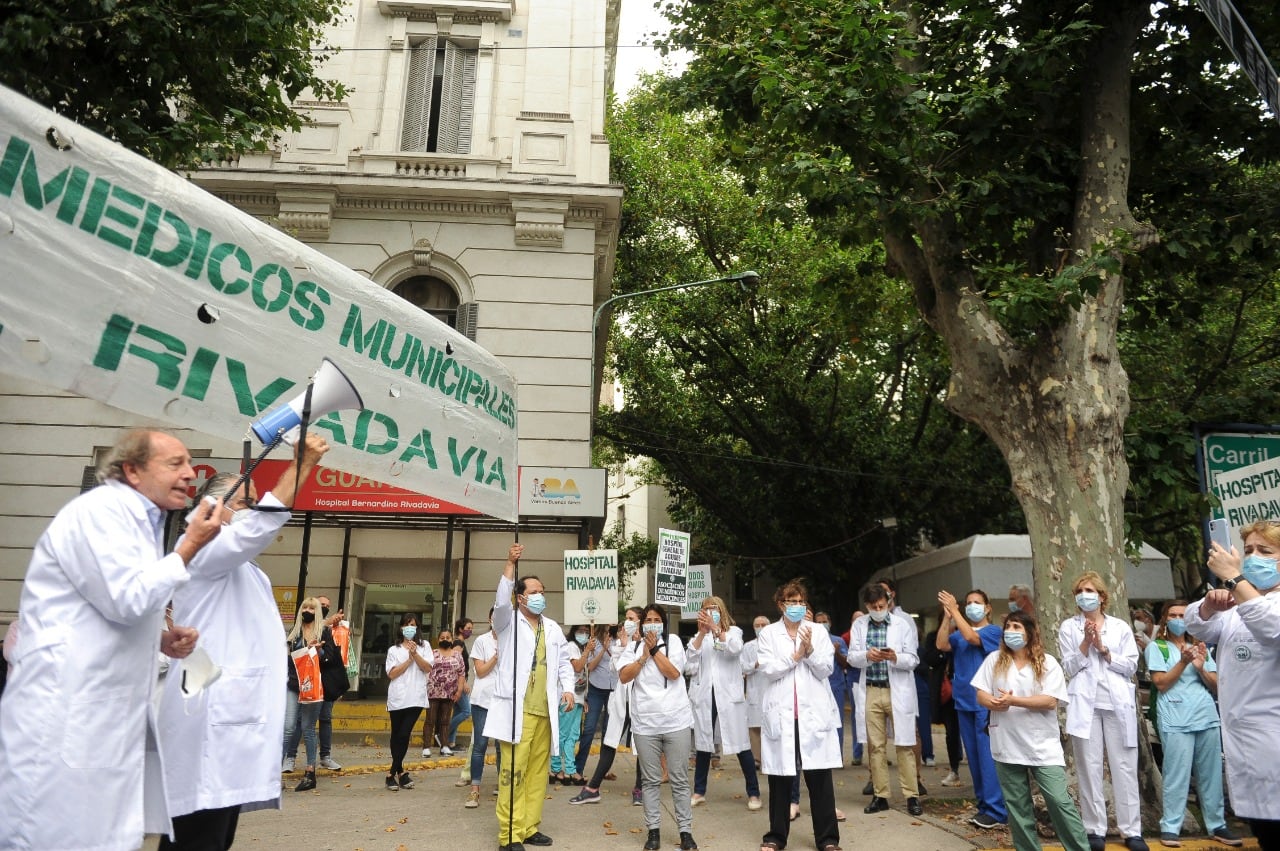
[250,405,300,444]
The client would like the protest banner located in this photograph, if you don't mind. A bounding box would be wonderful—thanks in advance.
[1209,456,1280,550]
[563,549,619,623]
[681,564,712,620]
[0,85,518,521]
[654,528,690,606]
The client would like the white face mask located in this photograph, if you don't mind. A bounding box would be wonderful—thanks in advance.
[180,646,222,700]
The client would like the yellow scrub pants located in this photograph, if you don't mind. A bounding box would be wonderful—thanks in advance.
[497,712,552,845]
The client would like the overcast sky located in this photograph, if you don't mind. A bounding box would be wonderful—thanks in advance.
[614,0,690,99]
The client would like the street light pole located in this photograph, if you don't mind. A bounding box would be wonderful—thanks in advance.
[587,270,760,458]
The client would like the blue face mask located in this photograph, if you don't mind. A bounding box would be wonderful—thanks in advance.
[1008,600,1020,612]
[642,623,663,636]
[784,604,806,623]
[710,610,721,625]
[401,626,417,640]
[623,619,639,636]
[524,592,546,615]
[575,632,588,645]
[1003,630,1026,650]
[1075,591,1101,612]
[1242,555,1280,591]
[964,602,987,623]
[1165,618,1187,637]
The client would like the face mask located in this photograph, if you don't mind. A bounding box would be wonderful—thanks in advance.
[784,604,806,623]
[642,623,663,636]
[1008,600,1020,612]
[461,629,473,638]
[228,508,252,525]
[868,608,889,623]
[575,632,589,645]
[964,603,987,623]
[524,592,546,615]
[300,611,316,623]
[623,619,639,636]
[709,610,721,624]
[1165,618,1187,637]
[401,626,417,640]
[321,606,330,618]
[180,646,222,700]
[1242,555,1280,591]
[1075,591,1101,612]
[1003,631,1026,651]
[439,640,452,649]
[1132,619,1148,634]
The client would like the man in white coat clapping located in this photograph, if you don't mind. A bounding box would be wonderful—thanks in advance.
[757,580,842,851]
[848,583,921,817]
[0,429,224,851]
[483,543,576,851]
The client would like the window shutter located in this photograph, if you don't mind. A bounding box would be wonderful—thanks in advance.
[400,36,437,151]
[80,465,100,493]
[456,301,479,341]
[438,42,477,154]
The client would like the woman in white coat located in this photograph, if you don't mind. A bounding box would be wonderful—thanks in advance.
[743,614,772,766]
[757,580,842,851]
[1057,571,1143,851]
[1193,519,1280,849]
[688,595,762,810]
[848,584,920,815]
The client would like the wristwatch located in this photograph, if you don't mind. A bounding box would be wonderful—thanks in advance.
[1223,575,1248,591]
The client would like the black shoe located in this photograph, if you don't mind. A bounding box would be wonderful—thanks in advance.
[524,833,553,847]
[1125,837,1149,851]
[385,774,399,791]
[917,782,927,796]
[398,772,414,789]
[500,845,526,851]
[680,833,698,850]
[294,770,316,792]
[862,781,874,795]
[1088,835,1107,851]
[864,796,889,814]
[644,829,661,850]
[907,797,923,817]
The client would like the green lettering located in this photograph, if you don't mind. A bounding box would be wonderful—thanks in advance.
[97,184,145,250]
[448,438,479,479]
[339,304,387,355]
[353,409,398,454]
[289,281,330,332]
[207,242,251,295]
[251,263,292,312]
[129,324,187,390]
[183,228,212,279]
[311,412,348,446]
[77,177,110,235]
[485,455,506,490]
[398,430,438,468]
[380,326,414,370]
[0,135,29,197]
[180,348,220,401]
[142,208,193,268]
[224,358,295,416]
[91,313,134,371]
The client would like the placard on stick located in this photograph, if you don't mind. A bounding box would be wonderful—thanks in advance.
[563,549,619,622]
[654,528,690,606]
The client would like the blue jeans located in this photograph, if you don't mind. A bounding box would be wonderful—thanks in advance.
[449,690,472,746]
[468,704,498,783]
[574,683,611,775]
[284,692,324,768]
[958,708,1007,822]
[1160,726,1228,835]
[288,697,333,759]
[915,672,933,761]
[694,748,760,797]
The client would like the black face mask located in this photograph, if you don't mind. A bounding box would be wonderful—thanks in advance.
[321,607,330,618]
[301,611,316,623]
[439,640,452,649]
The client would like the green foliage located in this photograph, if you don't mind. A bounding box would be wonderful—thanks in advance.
[0,0,346,168]
[598,520,657,608]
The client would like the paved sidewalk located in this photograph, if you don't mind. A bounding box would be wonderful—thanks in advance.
[243,740,982,851]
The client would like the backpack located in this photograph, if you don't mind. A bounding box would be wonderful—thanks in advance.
[1145,639,1171,730]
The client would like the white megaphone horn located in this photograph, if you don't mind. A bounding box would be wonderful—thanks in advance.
[250,357,364,445]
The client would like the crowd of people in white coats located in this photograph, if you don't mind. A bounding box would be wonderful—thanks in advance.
[420,524,1280,851]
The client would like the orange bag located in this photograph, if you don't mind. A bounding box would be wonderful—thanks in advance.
[291,647,324,703]
[331,621,351,667]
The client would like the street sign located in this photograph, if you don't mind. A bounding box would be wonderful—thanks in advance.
[1200,429,1280,548]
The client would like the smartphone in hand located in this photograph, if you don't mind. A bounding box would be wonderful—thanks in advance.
[1209,518,1232,552]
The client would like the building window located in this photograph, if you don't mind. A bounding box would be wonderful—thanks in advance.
[401,37,477,154]
[393,276,460,328]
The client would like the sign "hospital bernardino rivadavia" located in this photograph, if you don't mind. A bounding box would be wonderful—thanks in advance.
[0,85,518,521]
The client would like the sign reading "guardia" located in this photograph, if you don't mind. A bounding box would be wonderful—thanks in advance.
[0,85,518,521]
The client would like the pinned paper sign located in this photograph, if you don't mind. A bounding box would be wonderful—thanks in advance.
[654,528,690,606]
[563,550,619,622]
[0,85,518,521]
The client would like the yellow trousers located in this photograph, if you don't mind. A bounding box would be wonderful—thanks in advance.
[496,712,552,845]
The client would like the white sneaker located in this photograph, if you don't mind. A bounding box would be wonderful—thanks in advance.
[422,748,432,757]
[941,771,963,787]
[441,746,454,756]
[320,756,342,770]
[282,756,295,773]
[690,794,706,807]
[923,757,936,767]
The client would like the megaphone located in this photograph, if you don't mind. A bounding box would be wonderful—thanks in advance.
[250,357,364,444]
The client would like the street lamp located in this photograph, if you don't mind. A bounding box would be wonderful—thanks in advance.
[588,270,760,455]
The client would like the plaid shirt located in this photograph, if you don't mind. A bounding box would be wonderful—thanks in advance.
[864,615,891,685]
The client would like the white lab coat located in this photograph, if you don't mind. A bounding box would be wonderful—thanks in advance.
[742,638,766,728]
[158,493,292,818]
[0,481,192,851]
[756,620,841,774]
[847,613,920,747]
[686,625,751,753]
[1056,614,1139,747]
[1185,591,1280,820]
[482,575,576,752]
[602,637,638,748]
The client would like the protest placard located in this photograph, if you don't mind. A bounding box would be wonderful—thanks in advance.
[563,549,619,623]
[681,564,712,620]
[655,528,690,606]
